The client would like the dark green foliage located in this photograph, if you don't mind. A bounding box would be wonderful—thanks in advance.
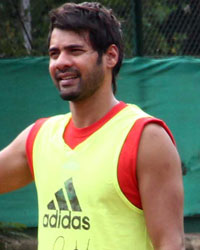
[0,0,136,58]
[1,0,200,58]
[0,0,27,57]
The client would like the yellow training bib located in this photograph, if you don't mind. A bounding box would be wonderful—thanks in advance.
[33,104,153,250]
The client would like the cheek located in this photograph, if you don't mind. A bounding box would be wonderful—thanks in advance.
[49,63,55,78]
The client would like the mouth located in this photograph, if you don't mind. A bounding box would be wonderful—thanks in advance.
[59,74,79,82]
[55,69,80,84]
[56,71,80,88]
[60,75,78,81]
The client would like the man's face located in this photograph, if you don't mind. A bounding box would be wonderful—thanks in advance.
[49,28,105,102]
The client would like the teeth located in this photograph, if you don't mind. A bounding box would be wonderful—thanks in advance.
[62,76,77,80]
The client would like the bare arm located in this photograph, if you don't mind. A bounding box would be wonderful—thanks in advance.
[137,124,184,250]
[0,125,34,194]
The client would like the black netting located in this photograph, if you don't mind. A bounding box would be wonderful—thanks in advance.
[73,0,136,58]
[74,0,200,57]
[2,0,200,58]
[0,0,136,58]
[142,0,200,57]
[63,0,200,57]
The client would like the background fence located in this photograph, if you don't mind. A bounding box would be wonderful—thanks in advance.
[98,0,200,57]
[1,0,200,58]
[142,0,200,57]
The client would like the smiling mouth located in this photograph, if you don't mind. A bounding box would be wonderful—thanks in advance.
[60,75,78,80]
[58,75,79,89]
[55,69,81,87]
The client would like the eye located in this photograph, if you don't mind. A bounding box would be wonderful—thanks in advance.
[71,48,84,55]
[49,50,59,59]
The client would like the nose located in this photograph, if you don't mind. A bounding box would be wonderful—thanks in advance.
[55,52,73,71]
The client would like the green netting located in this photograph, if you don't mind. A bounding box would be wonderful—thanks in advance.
[0,56,200,228]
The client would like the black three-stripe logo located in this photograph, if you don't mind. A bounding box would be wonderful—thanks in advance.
[47,178,82,212]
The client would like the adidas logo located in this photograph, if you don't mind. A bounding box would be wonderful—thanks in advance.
[43,178,90,230]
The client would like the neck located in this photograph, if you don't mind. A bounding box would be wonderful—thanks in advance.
[69,87,119,128]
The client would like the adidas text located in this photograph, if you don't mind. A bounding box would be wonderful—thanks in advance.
[43,210,90,230]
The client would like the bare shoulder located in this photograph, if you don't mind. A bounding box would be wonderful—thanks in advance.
[137,122,180,169]
[15,124,34,146]
[139,122,174,147]
[0,124,34,193]
[137,122,182,197]
[4,124,34,155]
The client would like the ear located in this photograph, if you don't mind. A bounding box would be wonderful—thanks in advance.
[105,44,119,69]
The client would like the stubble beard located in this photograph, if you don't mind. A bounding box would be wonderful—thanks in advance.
[59,61,105,102]
[59,86,80,101]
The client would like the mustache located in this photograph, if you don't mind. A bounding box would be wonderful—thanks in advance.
[55,68,81,80]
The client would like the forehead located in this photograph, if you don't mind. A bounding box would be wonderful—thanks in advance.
[49,28,92,48]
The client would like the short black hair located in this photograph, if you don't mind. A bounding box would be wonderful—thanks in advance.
[48,2,124,94]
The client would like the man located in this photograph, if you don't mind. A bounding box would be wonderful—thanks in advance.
[0,2,184,250]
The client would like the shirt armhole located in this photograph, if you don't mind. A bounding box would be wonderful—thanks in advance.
[26,118,49,178]
[118,117,175,209]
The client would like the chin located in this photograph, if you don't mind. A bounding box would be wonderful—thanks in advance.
[60,92,80,101]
